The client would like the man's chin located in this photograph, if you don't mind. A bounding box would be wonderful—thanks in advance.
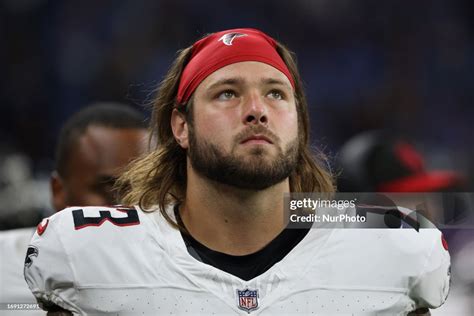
[210,172,287,191]
[188,136,298,190]
[236,147,277,161]
[193,156,294,191]
[238,155,278,169]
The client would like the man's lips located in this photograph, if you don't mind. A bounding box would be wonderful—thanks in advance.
[240,135,273,144]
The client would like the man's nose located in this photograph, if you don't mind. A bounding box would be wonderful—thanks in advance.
[242,92,268,126]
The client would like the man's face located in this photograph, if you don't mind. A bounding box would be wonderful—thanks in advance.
[188,61,299,190]
[52,126,148,210]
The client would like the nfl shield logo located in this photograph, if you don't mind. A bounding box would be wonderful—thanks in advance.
[237,288,259,313]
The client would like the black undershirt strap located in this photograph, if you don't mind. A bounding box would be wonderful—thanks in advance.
[175,205,310,281]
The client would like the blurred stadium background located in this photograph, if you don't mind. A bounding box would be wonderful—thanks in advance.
[1,0,473,313]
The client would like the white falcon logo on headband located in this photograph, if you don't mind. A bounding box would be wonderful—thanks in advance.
[218,32,247,46]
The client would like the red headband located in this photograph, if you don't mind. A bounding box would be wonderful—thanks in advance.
[176,28,295,105]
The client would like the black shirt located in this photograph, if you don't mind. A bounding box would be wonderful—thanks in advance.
[175,205,310,281]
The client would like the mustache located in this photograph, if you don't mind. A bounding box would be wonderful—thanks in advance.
[234,125,280,144]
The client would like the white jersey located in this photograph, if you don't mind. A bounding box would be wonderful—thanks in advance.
[0,227,44,315]
[24,205,450,315]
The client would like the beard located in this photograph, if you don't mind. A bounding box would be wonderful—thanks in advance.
[188,126,299,190]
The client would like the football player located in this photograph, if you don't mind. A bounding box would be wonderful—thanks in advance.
[24,29,450,315]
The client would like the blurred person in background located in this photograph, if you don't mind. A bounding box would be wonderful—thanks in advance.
[336,129,472,315]
[49,103,148,210]
[0,103,148,313]
[336,130,465,194]
[336,130,468,226]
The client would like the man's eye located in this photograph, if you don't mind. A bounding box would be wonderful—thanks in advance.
[217,90,236,100]
[267,90,284,100]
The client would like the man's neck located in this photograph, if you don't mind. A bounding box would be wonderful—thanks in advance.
[180,168,288,256]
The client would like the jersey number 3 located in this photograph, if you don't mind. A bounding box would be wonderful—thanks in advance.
[72,208,140,230]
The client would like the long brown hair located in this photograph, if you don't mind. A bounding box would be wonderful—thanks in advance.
[116,38,335,228]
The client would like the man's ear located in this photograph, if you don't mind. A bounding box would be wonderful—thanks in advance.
[171,109,189,149]
[50,171,67,212]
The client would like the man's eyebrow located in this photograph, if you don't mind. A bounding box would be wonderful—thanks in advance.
[207,77,292,91]
[261,78,292,89]
[207,77,245,91]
